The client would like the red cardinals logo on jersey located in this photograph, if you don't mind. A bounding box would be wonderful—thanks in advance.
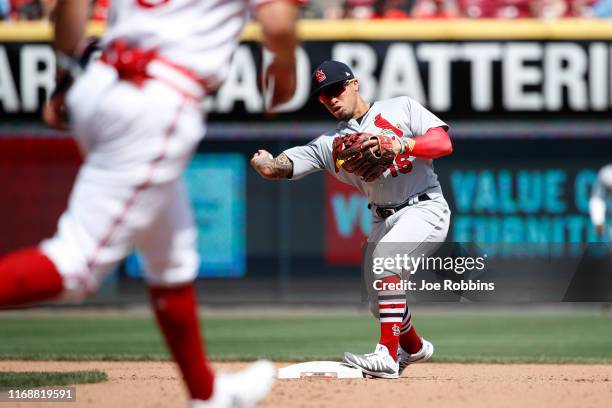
[374,114,403,137]
[315,70,326,83]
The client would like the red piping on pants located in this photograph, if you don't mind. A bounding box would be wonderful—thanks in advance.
[85,97,188,283]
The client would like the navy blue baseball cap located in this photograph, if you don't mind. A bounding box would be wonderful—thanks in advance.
[311,60,355,96]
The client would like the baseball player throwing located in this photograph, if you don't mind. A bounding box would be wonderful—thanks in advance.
[0,0,302,406]
[590,163,612,240]
[251,60,453,379]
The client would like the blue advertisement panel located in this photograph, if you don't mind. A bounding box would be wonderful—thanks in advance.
[448,168,603,244]
[125,153,246,278]
[325,163,610,264]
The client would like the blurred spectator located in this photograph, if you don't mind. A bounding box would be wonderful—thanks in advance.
[459,0,531,17]
[344,0,376,18]
[91,0,109,21]
[564,0,596,16]
[10,0,44,19]
[305,0,344,18]
[530,0,595,17]
[412,0,460,18]
[373,0,411,18]
[459,0,595,17]
[495,0,532,17]
[460,0,496,16]
[531,0,569,17]
[1,0,10,20]
[593,0,612,17]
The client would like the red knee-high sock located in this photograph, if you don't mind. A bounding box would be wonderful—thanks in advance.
[377,276,405,361]
[0,248,64,307]
[149,284,214,401]
[399,306,423,353]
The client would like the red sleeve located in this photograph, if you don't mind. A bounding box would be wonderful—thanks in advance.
[409,126,453,159]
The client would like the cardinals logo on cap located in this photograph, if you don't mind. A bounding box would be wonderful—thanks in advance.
[315,70,326,83]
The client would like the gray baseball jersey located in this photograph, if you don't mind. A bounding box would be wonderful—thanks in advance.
[284,96,448,206]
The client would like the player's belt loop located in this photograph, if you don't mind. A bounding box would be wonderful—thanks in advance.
[373,193,431,219]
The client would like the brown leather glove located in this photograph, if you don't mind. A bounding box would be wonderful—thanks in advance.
[333,133,397,182]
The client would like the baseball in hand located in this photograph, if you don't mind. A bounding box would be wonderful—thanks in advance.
[250,150,273,169]
[253,150,273,160]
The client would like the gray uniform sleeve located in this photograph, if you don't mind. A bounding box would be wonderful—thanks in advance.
[404,96,448,136]
[283,136,335,180]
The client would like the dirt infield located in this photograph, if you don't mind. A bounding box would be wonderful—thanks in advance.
[1,361,611,408]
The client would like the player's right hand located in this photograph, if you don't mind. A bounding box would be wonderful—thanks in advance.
[251,149,273,161]
[250,149,276,179]
[596,224,605,237]
[250,149,274,168]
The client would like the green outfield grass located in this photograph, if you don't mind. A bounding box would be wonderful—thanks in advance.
[0,313,610,363]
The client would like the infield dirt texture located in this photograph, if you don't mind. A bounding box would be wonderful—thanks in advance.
[1,310,611,407]
[1,360,611,408]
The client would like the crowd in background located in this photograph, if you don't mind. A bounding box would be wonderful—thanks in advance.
[308,0,608,18]
[2,0,612,21]
[1,0,107,21]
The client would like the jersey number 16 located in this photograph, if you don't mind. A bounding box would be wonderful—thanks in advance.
[388,152,413,177]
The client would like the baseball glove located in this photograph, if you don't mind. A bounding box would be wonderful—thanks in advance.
[333,132,397,182]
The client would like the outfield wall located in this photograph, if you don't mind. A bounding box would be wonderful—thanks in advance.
[1,133,610,305]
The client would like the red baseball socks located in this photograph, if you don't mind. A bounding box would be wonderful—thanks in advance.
[376,275,405,360]
[150,284,215,401]
[0,248,64,306]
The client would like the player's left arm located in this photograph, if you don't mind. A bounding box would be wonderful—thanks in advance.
[401,126,453,159]
[400,96,453,159]
[43,0,89,130]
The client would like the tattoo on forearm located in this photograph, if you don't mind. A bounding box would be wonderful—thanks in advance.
[259,152,294,179]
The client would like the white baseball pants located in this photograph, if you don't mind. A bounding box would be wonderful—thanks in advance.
[41,61,205,300]
[365,192,451,316]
